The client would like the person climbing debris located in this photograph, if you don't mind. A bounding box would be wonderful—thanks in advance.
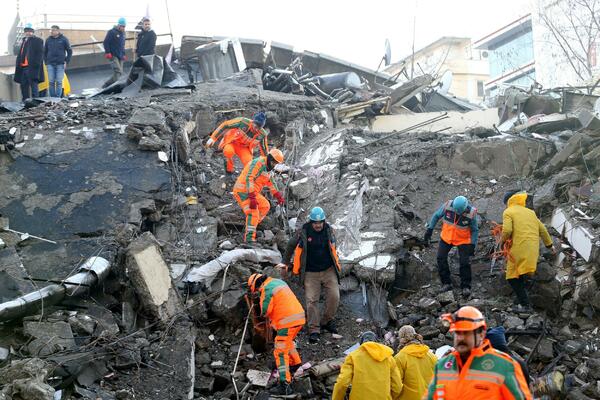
[501,191,555,313]
[394,325,437,400]
[247,273,305,396]
[232,149,285,242]
[332,331,402,400]
[424,195,478,298]
[280,206,342,344]
[206,112,269,174]
[425,306,532,399]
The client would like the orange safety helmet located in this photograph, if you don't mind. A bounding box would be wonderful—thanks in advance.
[268,148,284,164]
[441,306,487,332]
[247,273,264,292]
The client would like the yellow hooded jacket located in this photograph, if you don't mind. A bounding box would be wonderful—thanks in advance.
[502,192,553,279]
[332,342,402,400]
[394,343,437,400]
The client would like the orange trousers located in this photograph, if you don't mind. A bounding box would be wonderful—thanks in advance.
[274,325,302,383]
[222,142,253,173]
[233,191,270,242]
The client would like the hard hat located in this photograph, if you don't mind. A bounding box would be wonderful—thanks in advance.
[252,112,266,128]
[24,23,34,31]
[359,331,377,344]
[247,273,264,292]
[268,148,284,164]
[117,17,127,26]
[309,207,326,222]
[452,195,468,214]
[441,306,487,332]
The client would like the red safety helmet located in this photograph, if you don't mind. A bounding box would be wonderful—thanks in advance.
[441,306,487,332]
[247,273,264,293]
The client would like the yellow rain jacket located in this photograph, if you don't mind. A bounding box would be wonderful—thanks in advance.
[332,342,402,400]
[502,193,553,279]
[394,343,437,400]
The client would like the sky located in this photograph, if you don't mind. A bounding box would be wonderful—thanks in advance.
[1,0,533,69]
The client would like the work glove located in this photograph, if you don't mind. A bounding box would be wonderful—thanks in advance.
[205,137,215,149]
[273,191,285,205]
[546,244,557,256]
[105,53,113,60]
[423,228,433,246]
[248,192,258,210]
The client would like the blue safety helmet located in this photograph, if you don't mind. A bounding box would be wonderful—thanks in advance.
[252,112,266,128]
[309,207,326,222]
[24,23,34,31]
[117,17,127,26]
[452,195,468,214]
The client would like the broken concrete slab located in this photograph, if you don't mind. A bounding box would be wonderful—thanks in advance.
[289,177,315,200]
[128,107,167,131]
[23,321,76,357]
[551,208,598,262]
[543,132,594,176]
[209,289,245,327]
[126,232,183,322]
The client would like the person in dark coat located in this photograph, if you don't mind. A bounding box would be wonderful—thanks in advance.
[102,18,127,88]
[135,18,156,59]
[486,326,531,387]
[44,25,72,97]
[14,23,44,100]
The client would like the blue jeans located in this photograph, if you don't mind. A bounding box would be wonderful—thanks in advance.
[47,64,65,97]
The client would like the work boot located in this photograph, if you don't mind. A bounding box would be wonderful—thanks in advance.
[269,382,294,396]
[321,320,338,334]
[440,284,452,293]
[309,332,320,344]
[461,287,471,299]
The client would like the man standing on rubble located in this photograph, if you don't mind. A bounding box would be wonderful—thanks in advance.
[247,273,305,396]
[280,206,341,344]
[424,195,478,298]
[501,191,554,312]
[394,325,437,400]
[425,306,532,399]
[44,25,72,98]
[206,112,269,174]
[102,18,127,88]
[135,18,156,59]
[232,149,285,242]
[14,23,44,100]
[332,331,402,400]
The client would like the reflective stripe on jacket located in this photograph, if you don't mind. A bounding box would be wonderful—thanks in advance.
[258,277,305,330]
[282,222,341,284]
[210,117,269,156]
[425,339,532,400]
[428,200,478,246]
[233,156,278,196]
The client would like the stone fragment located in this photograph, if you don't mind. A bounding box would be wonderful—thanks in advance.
[289,177,314,200]
[23,322,76,357]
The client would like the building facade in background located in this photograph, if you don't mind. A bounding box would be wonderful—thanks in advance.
[384,37,489,104]
[473,14,535,97]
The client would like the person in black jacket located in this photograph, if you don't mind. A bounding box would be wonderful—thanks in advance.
[486,326,531,387]
[135,18,156,59]
[14,23,44,100]
[102,18,127,88]
[44,25,72,97]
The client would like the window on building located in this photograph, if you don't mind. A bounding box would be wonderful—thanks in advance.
[477,81,484,97]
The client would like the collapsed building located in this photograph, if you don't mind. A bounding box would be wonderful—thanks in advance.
[0,36,600,400]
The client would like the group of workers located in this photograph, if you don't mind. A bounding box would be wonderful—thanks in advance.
[14,17,157,100]
[205,112,550,398]
[425,192,554,311]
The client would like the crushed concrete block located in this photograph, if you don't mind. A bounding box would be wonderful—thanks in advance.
[289,177,314,200]
[436,290,455,305]
[209,289,245,327]
[0,347,9,365]
[533,180,557,212]
[551,208,598,262]
[573,270,597,306]
[418,297,441,312]
[170,263,187,280]
[246,370,271,387]
[128,199,156,225]
[530,279,561,315]
[543,132,593,176]
[554,167,583,185]
[23,321,76,357]
[138,134,168,151]
[67,314,97,336]
[534,262,556,282]
[503,315,524,330]
[537,338,554,362]
[126,232,183,322]
[128,107,167,130]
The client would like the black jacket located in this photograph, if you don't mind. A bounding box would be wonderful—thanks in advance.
[136,29,156,57]
[14,36,44,84]
[44,34,72,65]
[103,27,125,60]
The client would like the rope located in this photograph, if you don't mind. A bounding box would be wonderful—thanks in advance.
[490,221,515,265]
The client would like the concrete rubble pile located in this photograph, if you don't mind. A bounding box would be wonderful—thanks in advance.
[1,48,600,400]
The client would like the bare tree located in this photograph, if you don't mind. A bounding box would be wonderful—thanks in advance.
[538,0,600,83]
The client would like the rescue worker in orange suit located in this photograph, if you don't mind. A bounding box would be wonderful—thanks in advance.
[247,273,305,396]
[424,195,478,298]
[206,112,269,174]
[425,306,532,400]
[501,191,555,313]
[233,149,285,242]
